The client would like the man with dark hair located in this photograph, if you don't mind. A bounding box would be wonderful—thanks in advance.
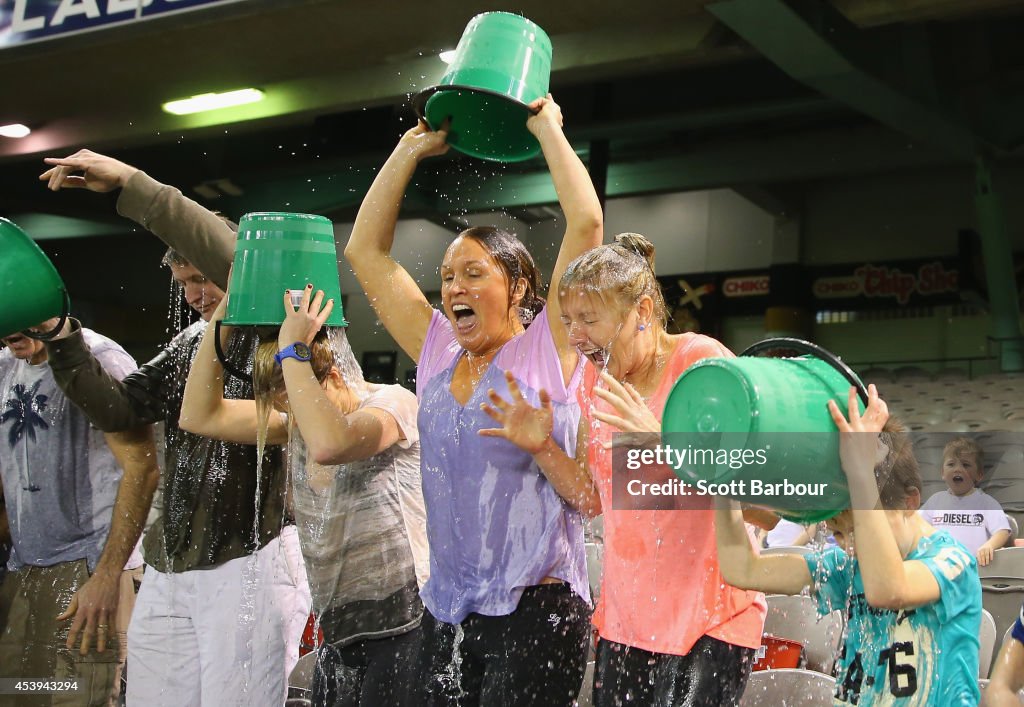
[0,322,157,707]
[38,150,310,706]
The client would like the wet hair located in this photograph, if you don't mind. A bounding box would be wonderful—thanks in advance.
[458,226,545,327]
[253,329,335,406]
[161,248,190,268]
[558,233,667,328]
[943,436,984,472]
[874,416,923,510]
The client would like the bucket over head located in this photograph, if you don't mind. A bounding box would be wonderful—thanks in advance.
[225,212,346,327]
[0,218,70,340]
[412,12,552,162]
[661,338,867,523]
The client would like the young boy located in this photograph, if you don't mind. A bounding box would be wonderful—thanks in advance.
[919,436,1012,566]
[715,385,981,706]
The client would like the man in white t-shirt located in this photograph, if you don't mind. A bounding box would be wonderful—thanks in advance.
[919,436,1011,565]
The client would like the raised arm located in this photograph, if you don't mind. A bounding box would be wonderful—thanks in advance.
[59,426,160,655]
[41,149,235,290]
[479,371,602,517]
[179,299,286,445]
[714,498,812,595]
[343,123,449,361]
[277,287,405,465]
[527,96,604,378]
[831,385,940,610]
[46,320,169,431]
[987,629,1024,707]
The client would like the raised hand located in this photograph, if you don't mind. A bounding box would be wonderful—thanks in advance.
[591,371,660,434]
[526,93,563,136]
[278,284,333,348]
[479,370,553,455]
[398,120,450,162]
[39,149,138,193]
[827,384,889,488]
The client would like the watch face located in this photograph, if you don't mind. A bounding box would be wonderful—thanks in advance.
[294,343,311,359]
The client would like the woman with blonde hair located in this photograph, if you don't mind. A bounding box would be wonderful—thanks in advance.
[480,233,766,706]
[181,287,428,707]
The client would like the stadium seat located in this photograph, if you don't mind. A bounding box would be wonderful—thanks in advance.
[738,668,836,706]
[763,595,843,675]
[982,609,997,678]
[980,548,1024,579]
[982,578,1024,639]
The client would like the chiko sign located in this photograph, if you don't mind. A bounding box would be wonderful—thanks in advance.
[813,261,958,306]
[1,0,243,48]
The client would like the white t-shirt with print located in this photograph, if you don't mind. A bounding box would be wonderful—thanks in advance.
[919,488,1011,554]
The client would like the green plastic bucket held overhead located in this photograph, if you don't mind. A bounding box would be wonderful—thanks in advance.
[661,338,868,523]
[412,12,552,162]
[215,212,346,383]
[0,218,70,341]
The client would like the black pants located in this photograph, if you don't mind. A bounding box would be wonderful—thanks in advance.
[311,626,423,707]
[419,583,591,707]
[593,635,756,707]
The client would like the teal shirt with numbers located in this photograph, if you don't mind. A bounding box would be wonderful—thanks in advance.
[805,531,980,706]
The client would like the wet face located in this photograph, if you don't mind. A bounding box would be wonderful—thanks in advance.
[440,236,523,354]
[825,512,856,556]
[0,332,46,363]
[558,287,642,378]
[170,262,224,322]
[942,451,981,497]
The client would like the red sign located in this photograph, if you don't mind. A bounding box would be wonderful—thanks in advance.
[722,275,770,298]
[812,261,958,305]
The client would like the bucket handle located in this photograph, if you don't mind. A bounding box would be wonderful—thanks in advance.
[23,290,71,342]
[739,337,869,406]
[214,320,254,385]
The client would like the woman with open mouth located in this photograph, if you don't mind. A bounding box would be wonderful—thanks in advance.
[480,233,768,707]
[344,94,603,706]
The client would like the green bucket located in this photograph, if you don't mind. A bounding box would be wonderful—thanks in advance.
[225,212,346,327]
[413,12,552,162]
[661,338,868,523]
[0,218,70,340]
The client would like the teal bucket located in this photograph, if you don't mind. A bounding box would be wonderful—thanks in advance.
[0,218,70,340]
[413,12,552,162]
[225,212,346,327]
[661,338,867,523]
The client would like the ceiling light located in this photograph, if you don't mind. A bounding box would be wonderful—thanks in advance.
[0,123,31,138]
[438,50,457,64]
[162,89,265,116]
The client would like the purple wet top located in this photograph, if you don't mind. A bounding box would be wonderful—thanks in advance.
[416,307,590,624]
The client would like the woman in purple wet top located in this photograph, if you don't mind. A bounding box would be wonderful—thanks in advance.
[345,95,603,706]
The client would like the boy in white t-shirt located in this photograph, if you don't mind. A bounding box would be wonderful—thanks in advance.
[919,436,1011,565]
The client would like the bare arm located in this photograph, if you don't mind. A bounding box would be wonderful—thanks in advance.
[479,370,602,517]
[832,385,941,610]
[714,498,812,594]
[528,97,604,380]
[343,124,448,361]
[59,426,160,655]
[987,636,1024,706]
[179,299,287,445]
[277,288,405,465]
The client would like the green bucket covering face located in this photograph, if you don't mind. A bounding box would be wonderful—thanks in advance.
[0,218,69,339]
[225,212,346,327]
[414,12,552,162]
[662,355,866,523]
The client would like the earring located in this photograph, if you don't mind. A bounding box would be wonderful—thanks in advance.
[638,323,647,331]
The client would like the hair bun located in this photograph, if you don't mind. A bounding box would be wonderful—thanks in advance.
[613,232,656,270]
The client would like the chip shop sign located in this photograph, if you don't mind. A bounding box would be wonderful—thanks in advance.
[813,261,959,306]
[1,0,243,48]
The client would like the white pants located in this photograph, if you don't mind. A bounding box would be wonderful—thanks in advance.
[126,526,311,706]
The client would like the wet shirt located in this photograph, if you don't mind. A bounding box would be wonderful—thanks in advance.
[47,319,288,573]
[416,307,589,624]
[919,488,1010,555]
[288,384,429,646]
[581,334,766,656]
[0,329,135,571]
[806,532,981,706]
